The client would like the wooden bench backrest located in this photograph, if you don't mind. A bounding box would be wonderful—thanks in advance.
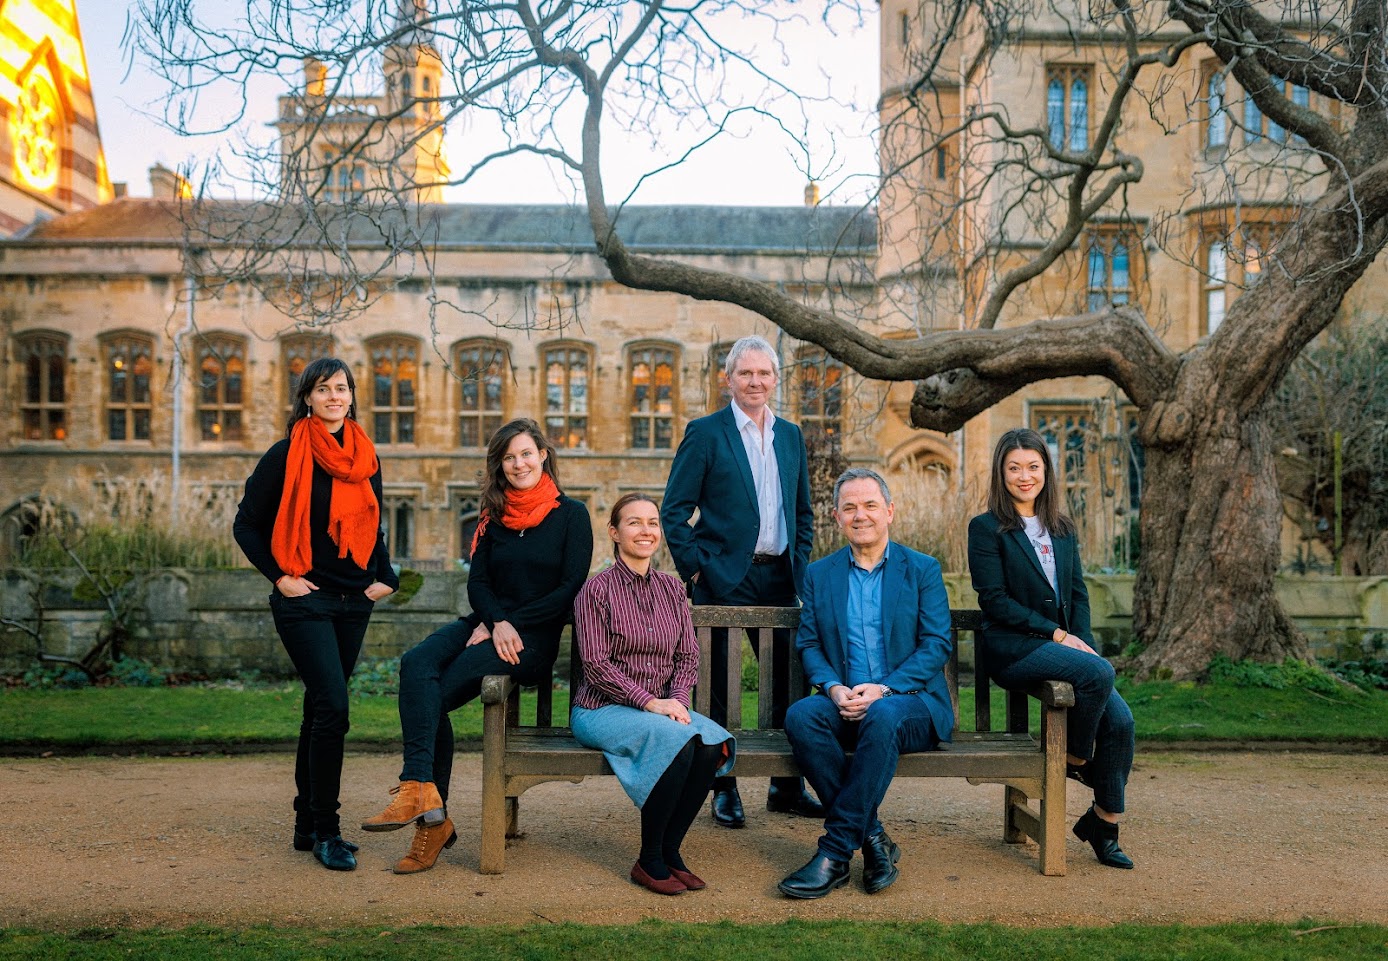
[533,605,1025,736]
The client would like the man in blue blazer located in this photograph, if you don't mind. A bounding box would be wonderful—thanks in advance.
[661,334,820,826]
[778,468,954,899]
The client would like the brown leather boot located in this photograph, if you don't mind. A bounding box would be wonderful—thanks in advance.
[360,780,445,832]
[393,817,457,874]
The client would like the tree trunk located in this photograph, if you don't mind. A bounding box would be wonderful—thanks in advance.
[1131,401,1310,680]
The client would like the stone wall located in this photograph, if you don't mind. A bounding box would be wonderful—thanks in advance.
[2,569,1385,677]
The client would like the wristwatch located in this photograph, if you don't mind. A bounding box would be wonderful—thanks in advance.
[879,685,895,697]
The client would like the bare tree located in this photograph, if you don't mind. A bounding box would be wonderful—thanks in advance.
[130,0,1388,678]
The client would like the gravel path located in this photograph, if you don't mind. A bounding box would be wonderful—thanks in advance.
[2,750,1385,928]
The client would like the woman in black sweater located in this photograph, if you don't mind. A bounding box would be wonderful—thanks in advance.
[233,357,398,872]
[361,418,593,874]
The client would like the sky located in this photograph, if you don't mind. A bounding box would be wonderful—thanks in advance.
[75,1,881,207]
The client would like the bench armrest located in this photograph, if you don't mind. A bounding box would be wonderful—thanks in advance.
[481,674,516,705]
[1028,680,1075,708]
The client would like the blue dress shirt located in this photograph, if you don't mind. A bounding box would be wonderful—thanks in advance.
[843,545,890,687]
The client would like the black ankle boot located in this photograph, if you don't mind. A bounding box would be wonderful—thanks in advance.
[1072,807,1134,869]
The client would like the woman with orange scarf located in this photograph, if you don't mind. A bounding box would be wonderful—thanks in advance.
[361,418,593,874]
[233,358,397,872]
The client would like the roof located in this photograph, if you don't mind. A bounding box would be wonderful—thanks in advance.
[9,198,877,256]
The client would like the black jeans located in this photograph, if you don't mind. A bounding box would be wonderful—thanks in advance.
[692,554,800,792]
[397,616,559,805]
[269,589,375,837]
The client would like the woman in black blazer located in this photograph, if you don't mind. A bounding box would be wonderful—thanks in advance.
[967,428,1135,869]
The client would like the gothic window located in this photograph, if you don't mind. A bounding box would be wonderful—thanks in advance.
[1204,238,1228,334]
[543,342,592,449]
[1030,405,1096,521]
[794,348,844,443]
[102,333,155,442]
[321,147,366,202]
[1085,230,1135,311]
[708,341,734,414]
[368,335,420,445]
[1046,65,1091,152]
[1242,80,1309,144]
[281,333,334,413]
[628,343,677,449]
[17,331,67,441]
[14,70,62,192]
[195,333,246,442]
[381,494,414,559]
[455,339,508,448]
[1204,69,1227,149]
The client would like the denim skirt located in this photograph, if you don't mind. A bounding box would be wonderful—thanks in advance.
[570,704,735,808]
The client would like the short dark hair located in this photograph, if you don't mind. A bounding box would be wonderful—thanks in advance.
[986,427,1075,536]
[286,357,356,435]
[833,467,892,509]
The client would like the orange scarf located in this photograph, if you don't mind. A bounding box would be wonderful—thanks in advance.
[271,416,380,576]
[469,472,560,558]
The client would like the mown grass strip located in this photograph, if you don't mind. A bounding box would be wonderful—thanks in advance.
[0,920,1383,960]
[3,681,1386,750]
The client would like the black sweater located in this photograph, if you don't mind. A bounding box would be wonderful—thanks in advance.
[467,495,593,640]
[233,429,398,594]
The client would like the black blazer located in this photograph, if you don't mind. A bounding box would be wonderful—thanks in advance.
[966,511,1093,671]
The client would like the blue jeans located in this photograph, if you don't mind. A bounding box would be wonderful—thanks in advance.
[784,693,939,862]
[992,643,1134,814]
[269,589,375,837]
[397,616,558,804]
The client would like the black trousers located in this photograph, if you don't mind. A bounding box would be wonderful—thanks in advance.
[692,553,800,790]
[269,589,375,837]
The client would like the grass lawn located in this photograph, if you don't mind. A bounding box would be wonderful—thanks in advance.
[2,679,1386,750]
[0,921,1383,960]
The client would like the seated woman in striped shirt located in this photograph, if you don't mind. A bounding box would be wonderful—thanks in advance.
[571,493,736,896]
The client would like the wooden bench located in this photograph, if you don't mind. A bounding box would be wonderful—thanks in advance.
[479,606,1075,875]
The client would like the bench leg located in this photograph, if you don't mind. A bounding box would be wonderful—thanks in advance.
[505,796,519,838]
[1038,703,1068,876]
[1003,785,1026,844]
[480,783,507,874]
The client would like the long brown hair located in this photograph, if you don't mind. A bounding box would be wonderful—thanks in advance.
[607,492,659,557]
[987,428,1075,537]
[286,357,357,436]
[479,418,561,522]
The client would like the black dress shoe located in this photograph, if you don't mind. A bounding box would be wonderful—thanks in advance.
[312,834,359,871]
[1066,762,1093,789]
[1072,808,1134,869]
[711,787,745,828]
[294,830,358,853]
[861,830,901,894]
[777,851,851,899]
[766,785,826,818]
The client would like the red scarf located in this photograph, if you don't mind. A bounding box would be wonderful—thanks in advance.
[470,472,560,558]
[271,417,380,576]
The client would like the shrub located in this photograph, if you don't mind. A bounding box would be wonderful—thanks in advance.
[109,655,168,688]
[349,657,400,697]
[1206,654,1341,695]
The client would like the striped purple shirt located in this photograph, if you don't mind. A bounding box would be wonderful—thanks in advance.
[572,557,699,711]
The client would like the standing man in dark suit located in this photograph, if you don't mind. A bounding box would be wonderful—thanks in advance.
[778,468,953,899]
[661,334,822,827]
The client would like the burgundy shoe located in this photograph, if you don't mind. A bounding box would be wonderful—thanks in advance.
[669,866,706,891]
[630,860,688,895]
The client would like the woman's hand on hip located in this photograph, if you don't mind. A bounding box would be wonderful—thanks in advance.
[276,575,318,597]
[491,620,524,665]
[645,698,691,724]
[364,581,394,602]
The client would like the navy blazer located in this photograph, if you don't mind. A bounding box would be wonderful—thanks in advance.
[661,405,814,598]
[795,542,955,743]
[966,511,1093,671]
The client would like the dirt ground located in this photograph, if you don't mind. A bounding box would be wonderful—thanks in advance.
[1,749,1385,929]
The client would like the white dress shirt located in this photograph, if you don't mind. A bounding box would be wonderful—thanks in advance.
[731,402,787,556]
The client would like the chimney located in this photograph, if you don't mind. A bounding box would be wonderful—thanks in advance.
[112,182,128,199]
[149,164,193,200]
[804,181,820,207]
[304,57,327,96]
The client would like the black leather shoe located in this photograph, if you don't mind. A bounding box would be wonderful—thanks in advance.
[1072,808,1134,869]
[1066,762,1093,789]
[861,830,901,894]
[766,785,826,818]
[711,786,745,828]
[312,834,359,871]
[294,830,358,853]
[777,851,851,899]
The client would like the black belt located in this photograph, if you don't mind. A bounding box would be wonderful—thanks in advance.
[750,551,785,565]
